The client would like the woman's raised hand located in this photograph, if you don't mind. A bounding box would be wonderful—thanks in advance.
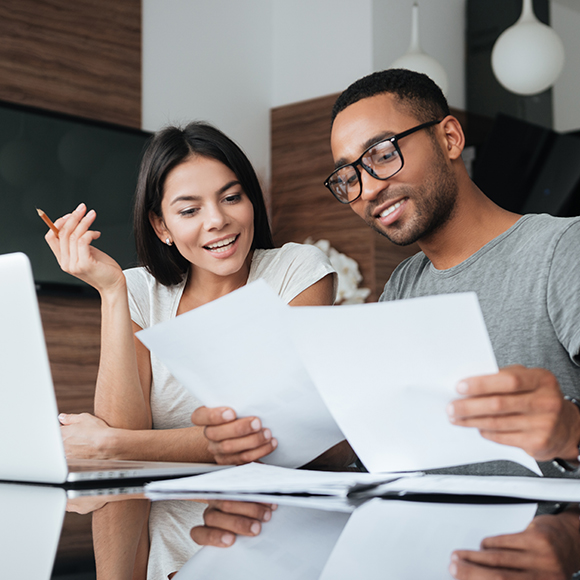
[44,202,124,293]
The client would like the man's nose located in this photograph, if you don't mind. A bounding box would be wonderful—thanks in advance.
[359,167,387,202]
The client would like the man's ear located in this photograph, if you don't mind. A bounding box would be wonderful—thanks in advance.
[440,116,465,161]
[149,211,169,243]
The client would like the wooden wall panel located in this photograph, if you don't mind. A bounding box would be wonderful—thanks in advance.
[38,295,101,413]
[0,0,141,128]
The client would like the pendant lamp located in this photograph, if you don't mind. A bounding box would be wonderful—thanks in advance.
[390,3,449,95]
[491,0,565,96]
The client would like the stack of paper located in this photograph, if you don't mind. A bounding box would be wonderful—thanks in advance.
[146,462,580,503]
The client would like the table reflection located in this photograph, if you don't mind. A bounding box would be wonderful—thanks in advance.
[86,494,580,580]
[2,483,578,580]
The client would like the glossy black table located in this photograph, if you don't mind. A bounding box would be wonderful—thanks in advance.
[3,481,580,579]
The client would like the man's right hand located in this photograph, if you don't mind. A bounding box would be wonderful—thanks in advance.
[190,500,276,547]
[191,406,278,465]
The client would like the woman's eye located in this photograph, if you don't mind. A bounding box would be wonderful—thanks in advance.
[224,193,242,203]
[179,207,199,216]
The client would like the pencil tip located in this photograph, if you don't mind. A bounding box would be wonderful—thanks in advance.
[36,208,43,216]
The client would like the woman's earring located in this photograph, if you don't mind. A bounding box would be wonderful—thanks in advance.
[165,238,172,246]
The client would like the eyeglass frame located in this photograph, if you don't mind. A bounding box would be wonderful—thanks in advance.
[324,118,444,204]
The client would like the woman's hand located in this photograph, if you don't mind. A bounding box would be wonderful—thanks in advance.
[44,202,125,293]
[191,406,278,465]
[59,412,115,459]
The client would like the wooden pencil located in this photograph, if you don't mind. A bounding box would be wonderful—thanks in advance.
[36,208,60,238]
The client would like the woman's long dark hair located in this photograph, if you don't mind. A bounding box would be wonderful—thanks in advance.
[133,121,274,286]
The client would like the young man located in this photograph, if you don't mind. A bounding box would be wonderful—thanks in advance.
[191,69,580,547]
[326,69,580,477]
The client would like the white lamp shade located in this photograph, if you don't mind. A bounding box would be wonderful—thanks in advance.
[391,52,449,95]
[389,3,449,95]
[491,1,565,96]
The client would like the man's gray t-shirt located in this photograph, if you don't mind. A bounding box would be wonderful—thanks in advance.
[380,214,580,477]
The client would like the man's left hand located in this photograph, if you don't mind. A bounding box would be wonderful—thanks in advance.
[447,365,580,462]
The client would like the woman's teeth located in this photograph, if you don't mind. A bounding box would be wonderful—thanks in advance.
[205,235,237,252]
[380,200,404,218]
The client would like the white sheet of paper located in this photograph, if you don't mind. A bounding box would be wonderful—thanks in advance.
[175,504,350,580]
[319,499,537,580]
[286,293,541,475]
[137,280,344,468]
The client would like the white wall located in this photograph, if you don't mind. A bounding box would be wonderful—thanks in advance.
[372,0,466,110]
[271,0,374,108]
[142,0,468,186]
[142,0,272,182]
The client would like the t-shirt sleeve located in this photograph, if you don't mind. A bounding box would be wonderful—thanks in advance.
[547,221,580,365]
[123,267,150,329]
[254,243,337,304]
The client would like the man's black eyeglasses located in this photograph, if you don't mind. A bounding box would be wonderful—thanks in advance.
[324,119,443,204]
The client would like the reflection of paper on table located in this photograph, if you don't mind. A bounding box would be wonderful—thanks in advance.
[137,280,344,468]
[287,292,541,475]
[319,499,537,580]
[175,504,350,580]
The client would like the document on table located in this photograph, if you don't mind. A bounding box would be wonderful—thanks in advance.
[146,463,580,503]
[137,280,344,468]
[286,292,541,475]
[175,504,351,580]
[319,499,537,580]
[146,462,411,498]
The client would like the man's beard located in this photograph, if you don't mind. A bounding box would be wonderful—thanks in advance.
[364,157,459,247]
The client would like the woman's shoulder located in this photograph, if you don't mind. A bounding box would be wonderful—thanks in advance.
[252,242,331,270]
[249,243,335,303]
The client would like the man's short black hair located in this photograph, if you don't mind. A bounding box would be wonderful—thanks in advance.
[331,68,450,126]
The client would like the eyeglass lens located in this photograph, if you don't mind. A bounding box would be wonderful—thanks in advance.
[328,140,402,203]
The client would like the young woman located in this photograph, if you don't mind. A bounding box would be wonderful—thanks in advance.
[45,121,338,577]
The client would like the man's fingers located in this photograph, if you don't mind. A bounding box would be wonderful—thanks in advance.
[456,365,554,397]
[450,553,521,579]
[449,389,561,422]
[190,526,236,547]
[191,406,237,427]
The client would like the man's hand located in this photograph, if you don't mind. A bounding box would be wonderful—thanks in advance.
[191,407,278,465]
[447,365,580,462]
[449,508,580,579]
[190,500,276,547]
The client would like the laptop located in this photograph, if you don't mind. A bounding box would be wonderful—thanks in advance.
[0,252,225,485]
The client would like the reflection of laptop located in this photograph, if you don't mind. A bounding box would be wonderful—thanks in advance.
[0,483,66,580]
[0,252,225,485]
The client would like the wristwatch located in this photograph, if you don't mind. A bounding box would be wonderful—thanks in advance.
[552,396,580,474]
